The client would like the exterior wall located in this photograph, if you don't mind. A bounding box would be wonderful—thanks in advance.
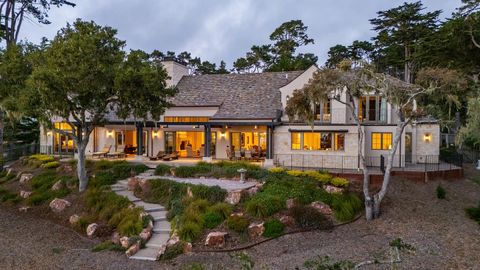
[364,125,405,167]
[412,123,440,163]
[162,60,189,87]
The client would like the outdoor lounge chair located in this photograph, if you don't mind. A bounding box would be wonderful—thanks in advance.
[92,145,111,158]
[149,150,166,161]
[162,151,179,161]
[107,145,125,159]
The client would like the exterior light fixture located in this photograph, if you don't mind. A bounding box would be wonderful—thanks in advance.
[46,131,53,137]
[424,133,432,142]
[106,130,114,138]
[254,125,258,130]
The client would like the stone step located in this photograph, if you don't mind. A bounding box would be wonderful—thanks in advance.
[134,201,165,212]
[111,186,127,192]
[149,210,168,221]
[153,220,171,233]
[114,190,141,202]
[111,183,127,188]
[146,232,170,248]
[117,179,129,185]
[129,246,159,261]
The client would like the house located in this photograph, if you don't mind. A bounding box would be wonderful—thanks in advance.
[39,59,440,170]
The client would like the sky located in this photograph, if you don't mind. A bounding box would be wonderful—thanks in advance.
[19,0,460,68]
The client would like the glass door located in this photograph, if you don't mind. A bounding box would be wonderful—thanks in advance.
[405,132,412,163]
[165,131,176,154]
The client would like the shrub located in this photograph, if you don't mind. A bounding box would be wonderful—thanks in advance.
[90,171,117,187]
[268,167,285,174]
[466,202,480,224]
[30,154,55,163]
[27,172,71,205]
[290,205,333,230]
[0,188,21,204]
[245,194,284,218]
[331,193,362,222]
[436,184,446,199]
[43,161,61,169]
[111,163,148,179]
[174,165,211,178]
[179,221,202,242]
[155,164,171,176]
[92,241,125,252]
[161,241,185,260]
[202,211,223,229]
[191,185,227,203]
[73,216,94,232]
[109,207,144,236]
[226,215,249,233]
[209,202,232,219]
[330,177,349,188]
[263,219,284,238]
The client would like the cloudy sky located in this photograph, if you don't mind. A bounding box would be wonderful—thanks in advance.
[20,0,459,68]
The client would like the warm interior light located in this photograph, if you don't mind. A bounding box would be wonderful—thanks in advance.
[424,133,432,142]
[46,131,52,137]
[220,131,226,138]
[254,125,258,130]
[152,130,159,138]
[106,130,114,138]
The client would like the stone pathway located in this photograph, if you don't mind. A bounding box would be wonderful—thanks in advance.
[140,175,258,191]
[111,170,170,261]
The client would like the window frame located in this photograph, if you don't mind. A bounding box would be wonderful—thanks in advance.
[371,132,393,150]
[290,131,345,151]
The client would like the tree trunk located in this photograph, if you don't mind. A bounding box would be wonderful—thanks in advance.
[404,45,411,83]
[77,142,88,192]
[0,110,3,170]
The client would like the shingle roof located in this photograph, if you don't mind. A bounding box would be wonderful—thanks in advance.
[172,70,304,119]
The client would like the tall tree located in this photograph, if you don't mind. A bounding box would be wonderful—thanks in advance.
[28,20,175,191]
[325,41,375,68]
[457,0,480,48]
[370,1,441,82]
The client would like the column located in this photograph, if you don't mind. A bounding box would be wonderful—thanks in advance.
[203,125,212,162]
[264,125,274,167]
[136,124,143,156]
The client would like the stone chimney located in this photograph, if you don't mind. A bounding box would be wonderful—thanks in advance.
[161,57,189,87]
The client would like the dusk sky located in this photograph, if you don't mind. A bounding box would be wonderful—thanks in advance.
[20,0,459,68]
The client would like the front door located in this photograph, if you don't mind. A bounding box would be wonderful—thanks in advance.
[405,132,412,163]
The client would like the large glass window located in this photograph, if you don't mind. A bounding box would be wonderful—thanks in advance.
[371,132,392,150]
[321,133,332,150]
[334,133,345,151]
[304,133,321,150]
[315,100,331,122]
[291,132,301,150]
[290,132,345,151]
[358,96,387,122]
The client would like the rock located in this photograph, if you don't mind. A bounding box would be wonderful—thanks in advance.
[167,234,180,247]
[125,241,140,257]
[111,231,120,245]
[51,180,64,191]
[286,198,296,209]
[19,173,34,185]
[18,206,31,212]
[199,176,206,180]
[279,215,295,227]
[230,212,244,217]
[19,190,32,199]
[183,242,192,253]
[187,186,193,198]
[248,222,264,238]
[156,244,167,259]
[69,214,80,224]
[225,190,242,205]
[127,177,139,191]
[63,164,74,173]
[205,232,228,247]
[49,198,71,213]
[170,168,176,177]
[86,223,98,238]
[325,185,344,194]
[139,228,152,241]
[310,201,333,215]
[138,179,150,193]
[120,236,131,249]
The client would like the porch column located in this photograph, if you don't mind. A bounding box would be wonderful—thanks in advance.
[136,124,143,156]
[264,125,274,167]
[203,124,212,162]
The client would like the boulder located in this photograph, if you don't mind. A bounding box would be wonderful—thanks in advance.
[279,215,295,227]
[19,173,34,185]
[18,206,31,212]
[125,241,140,257]
[167,233,180,247]
[183,242,193,253]
[310,201,333,215]
[138,179,150,194]
[205,232,228,247]
[139,228,152,241]
[248,222,264,238]
[69,214,80,225]
[156,244,167,259]
[111,231,121,245]
[63,164,74,173]
[127,177,139,191]
[51,180,64,191]
[49,198,71,213]
[120,236,131,249]
[187,186,193,198]
[86,223,98,238]
[225,190,242,205]
[19,190,32,199]
[324,185,344,194]
[286,198,296,209]
[230,212,244,217]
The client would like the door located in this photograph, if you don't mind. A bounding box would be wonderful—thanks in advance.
[164,131,176,154]
[405,132,412,163]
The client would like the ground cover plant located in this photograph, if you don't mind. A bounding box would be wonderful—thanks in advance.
[466,202,480,224]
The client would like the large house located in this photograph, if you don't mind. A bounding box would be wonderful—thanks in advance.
[39,59,440,170]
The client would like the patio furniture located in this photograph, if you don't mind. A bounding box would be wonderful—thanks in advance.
[163,151,179,161]
[107,145,125,159]
[186,145,194,158]
[149,150,166,161]
[244,150,252,161]
[92,145,111,158]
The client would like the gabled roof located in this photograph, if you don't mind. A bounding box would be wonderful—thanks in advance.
[172,70,304,120]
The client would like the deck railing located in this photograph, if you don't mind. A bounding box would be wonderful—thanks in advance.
[1,143,40,168]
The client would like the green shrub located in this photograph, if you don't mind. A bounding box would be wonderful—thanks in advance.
[209,202,232,219]
[331,193,362,222]
[466,202,480,224]
[263,219,284,238]
[0,188,21,204]
[436,184,446,199]
[226,215,249,233]
[43,161,61,169]
[73,216,93,232]
[93,159,123,170]
[245,194,284,218]
[30,154,55,163]
[290,205,333,230]
[90,171,117,187]
[26,172,71,205]
[161,241,185,260]
[179,221,202,242]
[268,167,285,174]
[174,165,210,178]
[202,211,223,229]
[109,207,144,236]
[155,164,171,176]
[191,185,227,203]
[111,163,148,179]
[92,241,126,252]
[330,177,349,188]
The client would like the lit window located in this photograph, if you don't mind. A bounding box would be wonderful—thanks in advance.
[334,133,345,151]
[382,133,392,150]
[372,133,382,150]
[291,133,301,150]
[372,132,392,150]
[304,133,321,150]
[320,133,332,150]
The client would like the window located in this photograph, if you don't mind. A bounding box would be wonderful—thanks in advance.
[315,100,331,122]
[290,132,345,151]
[164,116,209,122]
[358,96,387,122]
[371,132,392,150]
[291,133,301,150]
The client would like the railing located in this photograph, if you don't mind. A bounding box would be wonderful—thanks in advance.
[1,143,40,168]
[40,145,75,159]
[274,153,462,173]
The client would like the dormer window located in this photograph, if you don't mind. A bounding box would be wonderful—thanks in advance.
[358,96,387,122]
[315,100,331,122]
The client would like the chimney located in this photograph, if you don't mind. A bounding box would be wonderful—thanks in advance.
[162,57,189,87]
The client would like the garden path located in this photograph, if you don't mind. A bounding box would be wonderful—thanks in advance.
[141,175,257,191]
